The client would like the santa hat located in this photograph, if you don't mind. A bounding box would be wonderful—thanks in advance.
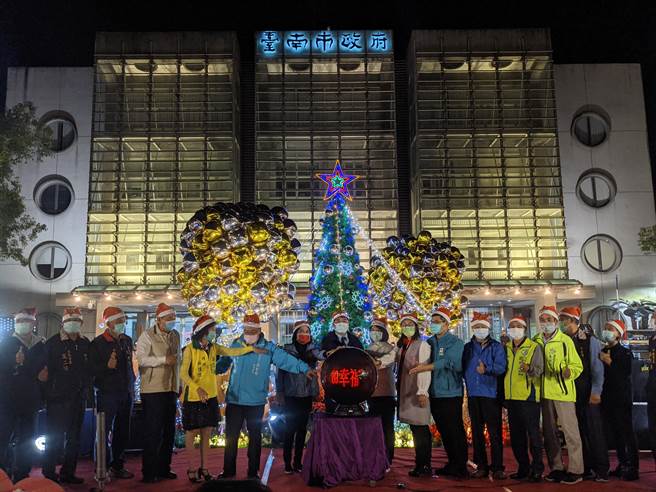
[243,313,261,329]
[102,306,124,324]
[14,308,37,322]
[540,305,559,320]
[293,319,310,331]
[432,306,452,324]
[606,319,625,337]
[156,303,175,319]
[399,312,419,325]
[332,312,350,324]
[560,306,581,321]
[372,316,387,330]
[62,307,83,323]
[508,314,527,328]
[471,311,491,328]
[193,315,215,335]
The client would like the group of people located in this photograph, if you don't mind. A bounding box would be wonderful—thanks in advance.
[0,301,652,487]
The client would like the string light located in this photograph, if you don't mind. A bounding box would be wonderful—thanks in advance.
[574,287,581,295]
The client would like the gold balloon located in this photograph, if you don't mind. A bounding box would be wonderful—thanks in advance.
[417,230,432,245]
[203,227,223,244]
[247,223,270,244]
[192,236,210,252]
[276,250,297,269]
[232,246,254,268]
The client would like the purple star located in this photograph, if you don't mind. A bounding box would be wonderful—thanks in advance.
[316,161,359,201]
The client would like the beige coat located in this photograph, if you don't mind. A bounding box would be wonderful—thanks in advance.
[136,326,180,394]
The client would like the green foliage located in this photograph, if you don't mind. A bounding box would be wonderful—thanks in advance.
[0,103,51,265]
[639,225,656,253]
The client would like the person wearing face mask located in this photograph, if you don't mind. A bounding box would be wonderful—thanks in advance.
[599,319,639,481]
[503,314,544,483]
[220,313,316,480]
[396,313,432,478]
[409,307,467,479]
[88,306,136,480]
[0,308,47,482]
[365,316,398,466]
[534,305,584,485]
[180,315,264,482]
[135,303,181,483]
[320,312,364,353]
[559,306,609,482]
[41,307,90,484]
[462,312,507,480]
[276,320,322,474]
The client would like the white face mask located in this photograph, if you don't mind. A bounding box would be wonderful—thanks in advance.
[14,322,33,336]
[508,327,525,341]
[63,321,82,334]
[473,328,490,340]
[334,322,349,335]
[541,322,557,335]
[370,331,383,343]
[244,333,260,345]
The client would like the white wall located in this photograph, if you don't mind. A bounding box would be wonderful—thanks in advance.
[556,64,656,307]
[0,67,93,336]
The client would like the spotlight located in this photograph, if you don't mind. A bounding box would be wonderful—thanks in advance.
[167,292,173,300]
[574,287,581,295]
[135,293,142,300]
[484,289,491,296]
[106,295,112,301]
[35,435,46,452]
[545,287,552,294]
[514,288,520,295]
[74,294,81,302]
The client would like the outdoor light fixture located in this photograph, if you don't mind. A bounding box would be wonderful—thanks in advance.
[135,293,142,300]
[514,288,520,295]
[574,287,581,295]
[167,292,173,300]
[484,288,491,296]
[35,435,46,452]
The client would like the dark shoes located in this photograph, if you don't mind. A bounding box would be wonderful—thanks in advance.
[545,470,565,483]
[216,472,235,480]
[560,473,583,485]
[109,467,134,479]
[528,472,543,483]
[141,477,160,484]
[60,475,85,484]
[510,472,528,480]
[470,468,488,479]
[284,464,294,475]
[492,471,507,480]
[408,466,432,477]
[159,471,177,480]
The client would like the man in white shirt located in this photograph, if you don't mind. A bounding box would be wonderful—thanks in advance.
[135,303,180,483]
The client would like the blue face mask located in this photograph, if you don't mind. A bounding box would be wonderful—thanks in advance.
[113,323,125,335]
[602,329,617,343]
[207,331,217,343]
[431,323,443,333]
[164,320,176,331]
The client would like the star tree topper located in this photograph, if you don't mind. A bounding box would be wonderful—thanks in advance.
[317,161,359,201]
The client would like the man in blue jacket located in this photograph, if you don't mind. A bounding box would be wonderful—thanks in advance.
[219,313,316,480]
[410,307,467,478]
[463,312,507,480]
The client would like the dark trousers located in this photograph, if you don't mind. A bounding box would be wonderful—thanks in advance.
[602,403,639,471]
[409,425,432,470]
[506,400,544,476]
[223,404,264,476]
[575,400,609,476]
[141,392,177,479]
[367,396,396,464]
[649,398,656,463]
[43,396,86,478]
[430,396,468,474]
[468,396,504,472]
[282,396,312,468]
[0,404,37,482]
[96,391,133,470]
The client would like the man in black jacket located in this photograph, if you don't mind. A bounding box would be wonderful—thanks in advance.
[42,307,90,484]
[89,306,135,480]
[0,308,48,482]
[320,312,363,353]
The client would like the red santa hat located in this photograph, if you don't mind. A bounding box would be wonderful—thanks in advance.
[539,305,559,320]
[560,306,581,321]
[606,319,626,337]
[508,313,527,328]
[62,307,83,323]
[293,319,310,331]
[14,308,37,322]
[372,316,387,329]
[102,306,124,324]
[193,315,215,335]
[471,311,491,328]
[332,311,350,324]
[243,313,261,329]
[155,303,175,319]
[399,312,419,325]
[432,306,452,324]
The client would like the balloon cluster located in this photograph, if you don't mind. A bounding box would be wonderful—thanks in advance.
[368,230,467,329]
[177,202,301,323]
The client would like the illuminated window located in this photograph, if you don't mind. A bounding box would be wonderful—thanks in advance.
[29,242,72,281]
[581,234,622,273]
[576,168,616,208]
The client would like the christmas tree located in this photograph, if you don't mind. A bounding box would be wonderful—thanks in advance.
[307,162,373,343]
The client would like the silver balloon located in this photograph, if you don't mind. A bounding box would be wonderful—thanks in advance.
[188,220,204,232]
[220,260,236,278]
[410,264,424,278]
[287,260,300,273]
[288,283,297,299]
[251,282,269,300]
[183,260,199,273]
[386,309,398,321]
[211,240,231,260]
[363,311,373,322]
[205,286,220,301]
[323,264,334,275]
[253,302,268,315]
[344,245,354,256]
[267,252,278,264]
[228,227,248,249]
[231,306,246,321]
[222,216,239,232]
[330,244,340,255]
[253,246,269,262]
[223,281,239,296]
[260,267,274,283]
[190,295,208,309]
[275,283,289,298]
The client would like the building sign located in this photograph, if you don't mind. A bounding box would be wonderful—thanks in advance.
[257,30,392,57]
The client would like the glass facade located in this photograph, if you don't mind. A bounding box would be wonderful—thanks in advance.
[86,33,239,285]
[255,34,399,283]
[409,30,568,281]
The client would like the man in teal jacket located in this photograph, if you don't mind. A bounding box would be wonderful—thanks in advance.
[219,313,315,480]
[410,307,467,478]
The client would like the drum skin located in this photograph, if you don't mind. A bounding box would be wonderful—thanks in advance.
[320,347,378,405]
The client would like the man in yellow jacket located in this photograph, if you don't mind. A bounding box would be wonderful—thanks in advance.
[534,306,584,485]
